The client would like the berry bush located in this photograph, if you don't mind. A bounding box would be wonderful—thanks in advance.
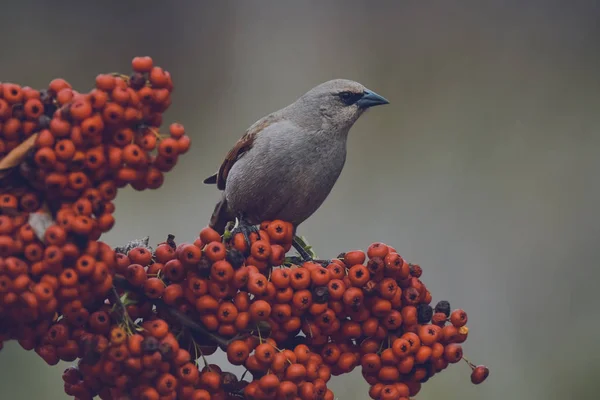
[0,56,488,399]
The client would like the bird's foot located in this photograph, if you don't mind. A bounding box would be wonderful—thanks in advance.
[228,215,260,253]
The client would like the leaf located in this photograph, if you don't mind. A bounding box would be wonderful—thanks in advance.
[0,133,38,179]
[28,202,54,242]
[297,235,318,259]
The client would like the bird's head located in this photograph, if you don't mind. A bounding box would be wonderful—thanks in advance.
[292,79,389,132]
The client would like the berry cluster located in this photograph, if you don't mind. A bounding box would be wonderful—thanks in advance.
[0,57,488,400]
[67,222,487,400]
[0,56,189,362]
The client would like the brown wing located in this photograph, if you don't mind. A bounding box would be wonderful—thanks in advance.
[209,116,277,191]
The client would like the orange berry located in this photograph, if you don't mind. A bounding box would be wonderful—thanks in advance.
[450,309,468,327]
[23,98,44,119]
[444,343,463,363]
[367,242,389,258]
[102,102,124,124]
[2,83,24,103]
[54,139,76,161]
[49,78,72,94]
[132,56,154,73]
[69,97,93,120]
[249,299,271,321]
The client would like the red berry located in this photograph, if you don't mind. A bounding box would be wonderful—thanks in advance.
[471,365,489,384]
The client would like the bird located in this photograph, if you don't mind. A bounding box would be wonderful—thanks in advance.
[203,79,389,258]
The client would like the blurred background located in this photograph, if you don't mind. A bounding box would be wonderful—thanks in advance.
[1,0,599,399]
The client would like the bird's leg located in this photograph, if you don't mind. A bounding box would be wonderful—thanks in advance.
[230,213,260,253]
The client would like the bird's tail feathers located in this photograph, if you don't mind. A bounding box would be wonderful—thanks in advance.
[203,173,218,184]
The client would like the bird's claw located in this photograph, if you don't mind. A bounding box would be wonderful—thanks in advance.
[230,216,260,253]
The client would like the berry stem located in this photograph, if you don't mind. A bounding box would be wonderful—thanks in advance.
[462,356,476,369]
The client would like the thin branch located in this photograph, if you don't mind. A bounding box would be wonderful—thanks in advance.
[112,275,231,348]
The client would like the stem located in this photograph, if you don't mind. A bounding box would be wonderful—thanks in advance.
[113,275,231,348]
[462,356,476,369]
[108,285,138,334]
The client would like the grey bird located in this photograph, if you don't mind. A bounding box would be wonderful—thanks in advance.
[204,79,388,256]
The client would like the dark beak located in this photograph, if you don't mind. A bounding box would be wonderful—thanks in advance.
[356,89,389,108]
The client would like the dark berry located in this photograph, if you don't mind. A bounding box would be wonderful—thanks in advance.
[226,248,245,270]
[141,336,160,353]
[434,300,451,317]
[11,103,24,119]
[221,371,239,389]
[158,341,175,359]
[38,114,51,129]
[39,89,53,104]
[312,286,329,304]
[196,256,211,277]
[129,72,147,90]
[60,103,72,121]
[409,263,422,277]
[417,304,433,324]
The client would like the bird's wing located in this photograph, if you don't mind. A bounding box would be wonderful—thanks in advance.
[204,114,279,191]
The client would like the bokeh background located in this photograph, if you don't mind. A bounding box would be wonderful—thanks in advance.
[1,0,599,399]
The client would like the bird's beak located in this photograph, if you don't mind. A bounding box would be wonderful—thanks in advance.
[356,89,389,108]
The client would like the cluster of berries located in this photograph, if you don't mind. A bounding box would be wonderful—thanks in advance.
[0,56,488,400]
[71,222,486,400]
[0,56,189,364]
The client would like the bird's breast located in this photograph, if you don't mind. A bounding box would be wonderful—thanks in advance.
[224,127,347,224]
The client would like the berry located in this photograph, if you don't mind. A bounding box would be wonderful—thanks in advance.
[470,365,489,384]
[0,59,487,398]
[434,300,451,317]
[417,303,433,324]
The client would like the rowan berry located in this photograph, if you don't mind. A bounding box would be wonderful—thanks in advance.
[209,260,232,283]
[204,241,226,262]
[444,343,463,363]
[367,242,389,259]
[144,277,165,298]
[249,299,271,321]
[292,289,313,312]
[34,147,57,168]
[470,365,489,384]
[340,250,364,267]
[80,113,104,136]
[163,283,184,305]
[450,309,468,327]
[250,240,271,261]
[342,287,363,307]
[198,226,219,245]
[431,311,448,327]
[371,297,392,317]
[247,273,267,296]
[157,137,179,157]
[3,83,24,103]
[348,264,370,287]
[410,264,423,278]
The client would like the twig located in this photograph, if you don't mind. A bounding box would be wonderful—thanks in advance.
[112,275,231,348]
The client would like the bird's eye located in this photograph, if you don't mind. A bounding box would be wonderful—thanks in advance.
[338,91,363,106]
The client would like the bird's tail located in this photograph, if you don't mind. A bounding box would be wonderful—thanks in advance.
[209,193,232,234]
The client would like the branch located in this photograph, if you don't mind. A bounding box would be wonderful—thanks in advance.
[112,275,232,348]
